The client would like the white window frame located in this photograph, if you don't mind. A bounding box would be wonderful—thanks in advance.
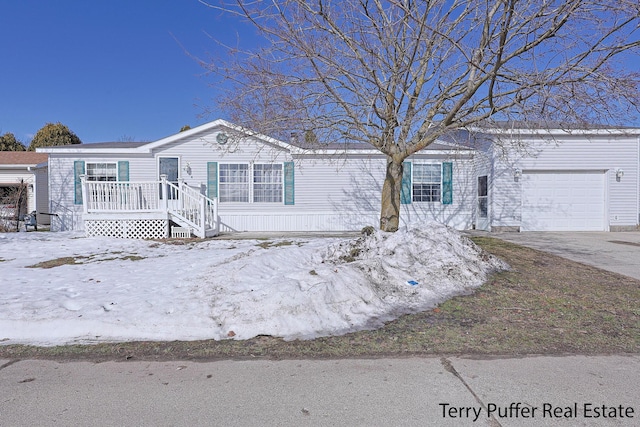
[218,163,284,203]
[86,162,117,182]
[412,163,442,202]
[253,163,283,203]
[219,163,250,203]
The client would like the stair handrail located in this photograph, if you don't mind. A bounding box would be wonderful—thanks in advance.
[165,181,218,237]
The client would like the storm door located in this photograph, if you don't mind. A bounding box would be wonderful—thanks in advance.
[476,175,489,230]
[158,157,179,201]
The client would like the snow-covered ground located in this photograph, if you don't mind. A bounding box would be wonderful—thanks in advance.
[0,222,507,346]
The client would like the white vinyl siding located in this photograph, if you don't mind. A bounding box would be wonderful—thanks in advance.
[490,134,639,230]
[45,128,478,232]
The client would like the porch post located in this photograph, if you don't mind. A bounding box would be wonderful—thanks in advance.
[200,195,206,238]
[80,175,88,214]
[178,177,185,211]
[213,197,219,234]
[160,174,168,211]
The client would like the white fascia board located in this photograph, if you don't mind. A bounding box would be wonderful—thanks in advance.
[292,148,475,157]
[289,147,382,156]
[36,119,294,155]
[137,119,293,153]
[0,164,38,170]
[38,148,143,154]
[471,126,640,136]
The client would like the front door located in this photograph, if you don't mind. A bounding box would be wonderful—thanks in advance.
[158,157,179,206]
[476,175,489,230]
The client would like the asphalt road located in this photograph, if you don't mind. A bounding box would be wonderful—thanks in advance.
[2,355,640,426]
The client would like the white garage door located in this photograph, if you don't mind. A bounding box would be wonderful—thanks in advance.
[521,171,606,231]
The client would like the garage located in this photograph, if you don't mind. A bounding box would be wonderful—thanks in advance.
[521,170,606,231]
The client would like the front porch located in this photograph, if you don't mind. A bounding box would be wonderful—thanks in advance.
[80,176,219,239]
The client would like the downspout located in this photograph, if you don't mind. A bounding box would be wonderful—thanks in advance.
[637,136,640,226]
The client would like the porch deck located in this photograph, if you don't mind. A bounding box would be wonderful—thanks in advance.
[81,176,219,239]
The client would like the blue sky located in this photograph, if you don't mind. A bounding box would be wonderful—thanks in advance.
[2,2,639,145]
[0,1,249,144]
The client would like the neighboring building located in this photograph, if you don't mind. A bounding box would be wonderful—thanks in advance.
[37,119,640,238]
[0,151,49,224]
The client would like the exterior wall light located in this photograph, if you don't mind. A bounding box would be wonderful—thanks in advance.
[514,168,522,182]
[183,162,192,176]
[615,168,624,181]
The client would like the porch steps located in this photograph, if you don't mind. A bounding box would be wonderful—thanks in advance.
[81,177,219,239]
[168,210,218,238]
[170,226,192,238]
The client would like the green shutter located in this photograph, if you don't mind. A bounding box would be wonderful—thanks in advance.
[207,162,218,199]
[400,162,412,204]
[442,162,453,205]
[118,161,129,181]
[284,161,295,205]
[74,160,85,205]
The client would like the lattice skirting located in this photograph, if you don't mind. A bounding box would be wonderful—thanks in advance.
[85,219,168,239]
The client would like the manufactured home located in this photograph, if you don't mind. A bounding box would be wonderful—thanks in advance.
[37,120,640,238]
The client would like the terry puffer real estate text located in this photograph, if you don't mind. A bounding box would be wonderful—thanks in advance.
[439,402,635,422]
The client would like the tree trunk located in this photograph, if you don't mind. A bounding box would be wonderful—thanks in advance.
[379,156,404,232]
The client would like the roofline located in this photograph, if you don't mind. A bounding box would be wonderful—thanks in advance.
[36,119,296,154]
[292,147,475,156]
[34,118,478,156]
[136,119,295,153]
[470,126,640,136]
[0,163,46,169]
[36,146,136,154]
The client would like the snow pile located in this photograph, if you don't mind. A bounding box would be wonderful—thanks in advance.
[0,223,507,346]
[188,222,507,340]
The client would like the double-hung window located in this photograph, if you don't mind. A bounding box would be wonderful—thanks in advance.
[253,164,283,203]
[86,163,117,182]
[218,163,284,203]
[413,163,441,202]
[219,164,250,202]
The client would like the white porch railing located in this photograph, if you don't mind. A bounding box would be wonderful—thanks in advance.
[81,175,219,238]
[165,180,219,238]
[83,180,160,212]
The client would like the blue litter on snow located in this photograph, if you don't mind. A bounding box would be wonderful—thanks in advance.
[407,280,419,286]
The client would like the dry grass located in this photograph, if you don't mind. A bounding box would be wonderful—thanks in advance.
[2,237,639,361]
[26,254,145,269]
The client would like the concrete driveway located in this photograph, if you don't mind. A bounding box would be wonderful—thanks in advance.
[475,231,640,281]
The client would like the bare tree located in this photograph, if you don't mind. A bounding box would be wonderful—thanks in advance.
[201,0,640,231]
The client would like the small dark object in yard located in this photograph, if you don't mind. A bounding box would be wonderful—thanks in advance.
[361,225,375,236]
[227,330,236,337]
[23,211,37,232]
